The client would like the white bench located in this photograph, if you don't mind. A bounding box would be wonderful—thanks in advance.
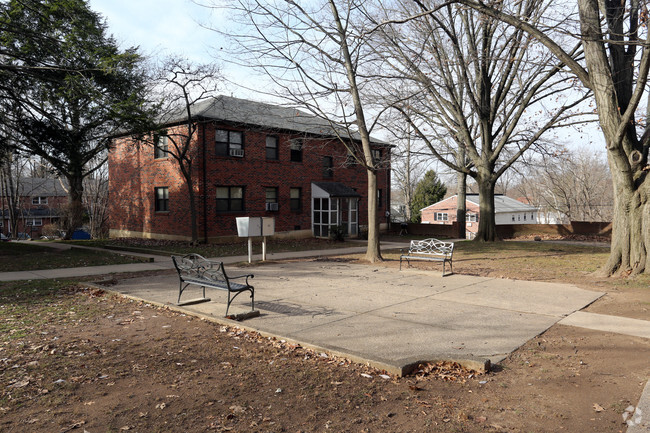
[399,238,454,276]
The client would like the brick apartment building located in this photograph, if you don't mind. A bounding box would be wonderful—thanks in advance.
[108,96,392,242]
[421,194,538,238]
[1,177,67,238]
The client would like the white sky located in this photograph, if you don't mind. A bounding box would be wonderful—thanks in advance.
[88,0,219,62]
[87,0,607,157]
[87,0,264,99]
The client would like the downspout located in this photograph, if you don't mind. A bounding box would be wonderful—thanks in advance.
[202,122,208,243]
[386,147,391,231]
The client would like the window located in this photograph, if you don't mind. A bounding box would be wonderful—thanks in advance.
[377,188,383,207]
[512,215,515,222]
[371,149,382,164]
[290,187,302,211]
[524,214,527,221]
[266,135,278,160]
[154,134,169,159]
[290,139,303,162]
[345,151,357,166]
[215,129,243,156]
[265,187,278,204]
[323,156,333,178]
[518,215,521,221]
[155,187,169,212]
[32,196,48,205]
[216,186,244,212]
[25,218,43,226]
[466,213,477,222]
[434,212,448,221]
[531,213,535,220]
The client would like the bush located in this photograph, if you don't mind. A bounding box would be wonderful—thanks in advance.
[329,224,346,242]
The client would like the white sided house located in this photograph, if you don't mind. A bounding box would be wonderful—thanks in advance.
[421,194,539,237]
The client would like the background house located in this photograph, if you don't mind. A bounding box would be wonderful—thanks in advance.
[0,177,67,238]
[108,95,392,242]
[421,193,538,238]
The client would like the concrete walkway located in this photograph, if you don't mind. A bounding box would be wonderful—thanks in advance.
[109,260,605,373]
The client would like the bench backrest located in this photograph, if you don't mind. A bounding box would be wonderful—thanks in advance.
[408,238,454,258]
[172,254,228,286]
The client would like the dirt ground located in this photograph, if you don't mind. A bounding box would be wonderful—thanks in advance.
[2,257,650,432]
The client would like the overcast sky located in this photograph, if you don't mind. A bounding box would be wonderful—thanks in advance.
[88,0,220,61]
[86,0,264,98]
[86,0,606,156]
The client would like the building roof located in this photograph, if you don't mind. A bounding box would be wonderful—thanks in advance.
[313,182,361,198]
[465,194,537,213]
[1,178,68,198]
[162,95,390,146]
[422,194,537,213]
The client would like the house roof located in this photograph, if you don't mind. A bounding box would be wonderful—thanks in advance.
[422,194,537,213]
[162,95,391,146]
[2,178,68,198]
[313,182,361,198]
[465,194,537,213]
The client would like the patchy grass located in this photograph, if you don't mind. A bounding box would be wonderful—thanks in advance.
[381,239,650,292]
[62,237,354,257]
[0,242,150,272]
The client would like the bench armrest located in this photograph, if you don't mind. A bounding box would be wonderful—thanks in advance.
[228,273,254,285]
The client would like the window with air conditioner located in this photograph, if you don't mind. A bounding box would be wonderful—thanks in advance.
[265,187,278,211]
[215,129,243,157]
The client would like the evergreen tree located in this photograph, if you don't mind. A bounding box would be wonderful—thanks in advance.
[409,170,446,223]
[0,0,155,237]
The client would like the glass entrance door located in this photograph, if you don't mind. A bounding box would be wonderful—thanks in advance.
[348,198,358,236]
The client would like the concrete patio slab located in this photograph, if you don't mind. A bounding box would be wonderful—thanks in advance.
[109,260,604,375]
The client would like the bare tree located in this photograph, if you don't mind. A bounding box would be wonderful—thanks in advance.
[385,114,428,222]
[0,151,27,238]
[515,149,613,223]
[369,0,589,241]
[212,0,387,262]
[147,57,222,245]
[453,0,650,274]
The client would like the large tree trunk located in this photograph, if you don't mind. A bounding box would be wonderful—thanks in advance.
[577,0,650,275]
[602,165,649,275]
[365,169,382,262]
[64,175,85,240]
[475,174,497,242]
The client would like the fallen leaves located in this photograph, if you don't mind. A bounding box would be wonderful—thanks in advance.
[411,361,483,383]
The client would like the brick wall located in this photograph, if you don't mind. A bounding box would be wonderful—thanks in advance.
[109,122,390,241]
[420,196,480,224]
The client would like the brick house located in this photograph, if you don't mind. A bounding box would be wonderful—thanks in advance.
[1,177,67,238]
[421,194,538,237]
[108,95,392,242]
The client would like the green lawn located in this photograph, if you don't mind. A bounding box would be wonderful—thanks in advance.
[0,242,150,272]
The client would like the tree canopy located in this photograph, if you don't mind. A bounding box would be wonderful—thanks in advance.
[0,0,155,236]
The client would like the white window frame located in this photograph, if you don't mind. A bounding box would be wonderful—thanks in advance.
[26,218,43,226]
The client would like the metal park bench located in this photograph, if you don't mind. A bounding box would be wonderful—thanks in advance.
[171,254,255,316]
[399,238,454,276]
